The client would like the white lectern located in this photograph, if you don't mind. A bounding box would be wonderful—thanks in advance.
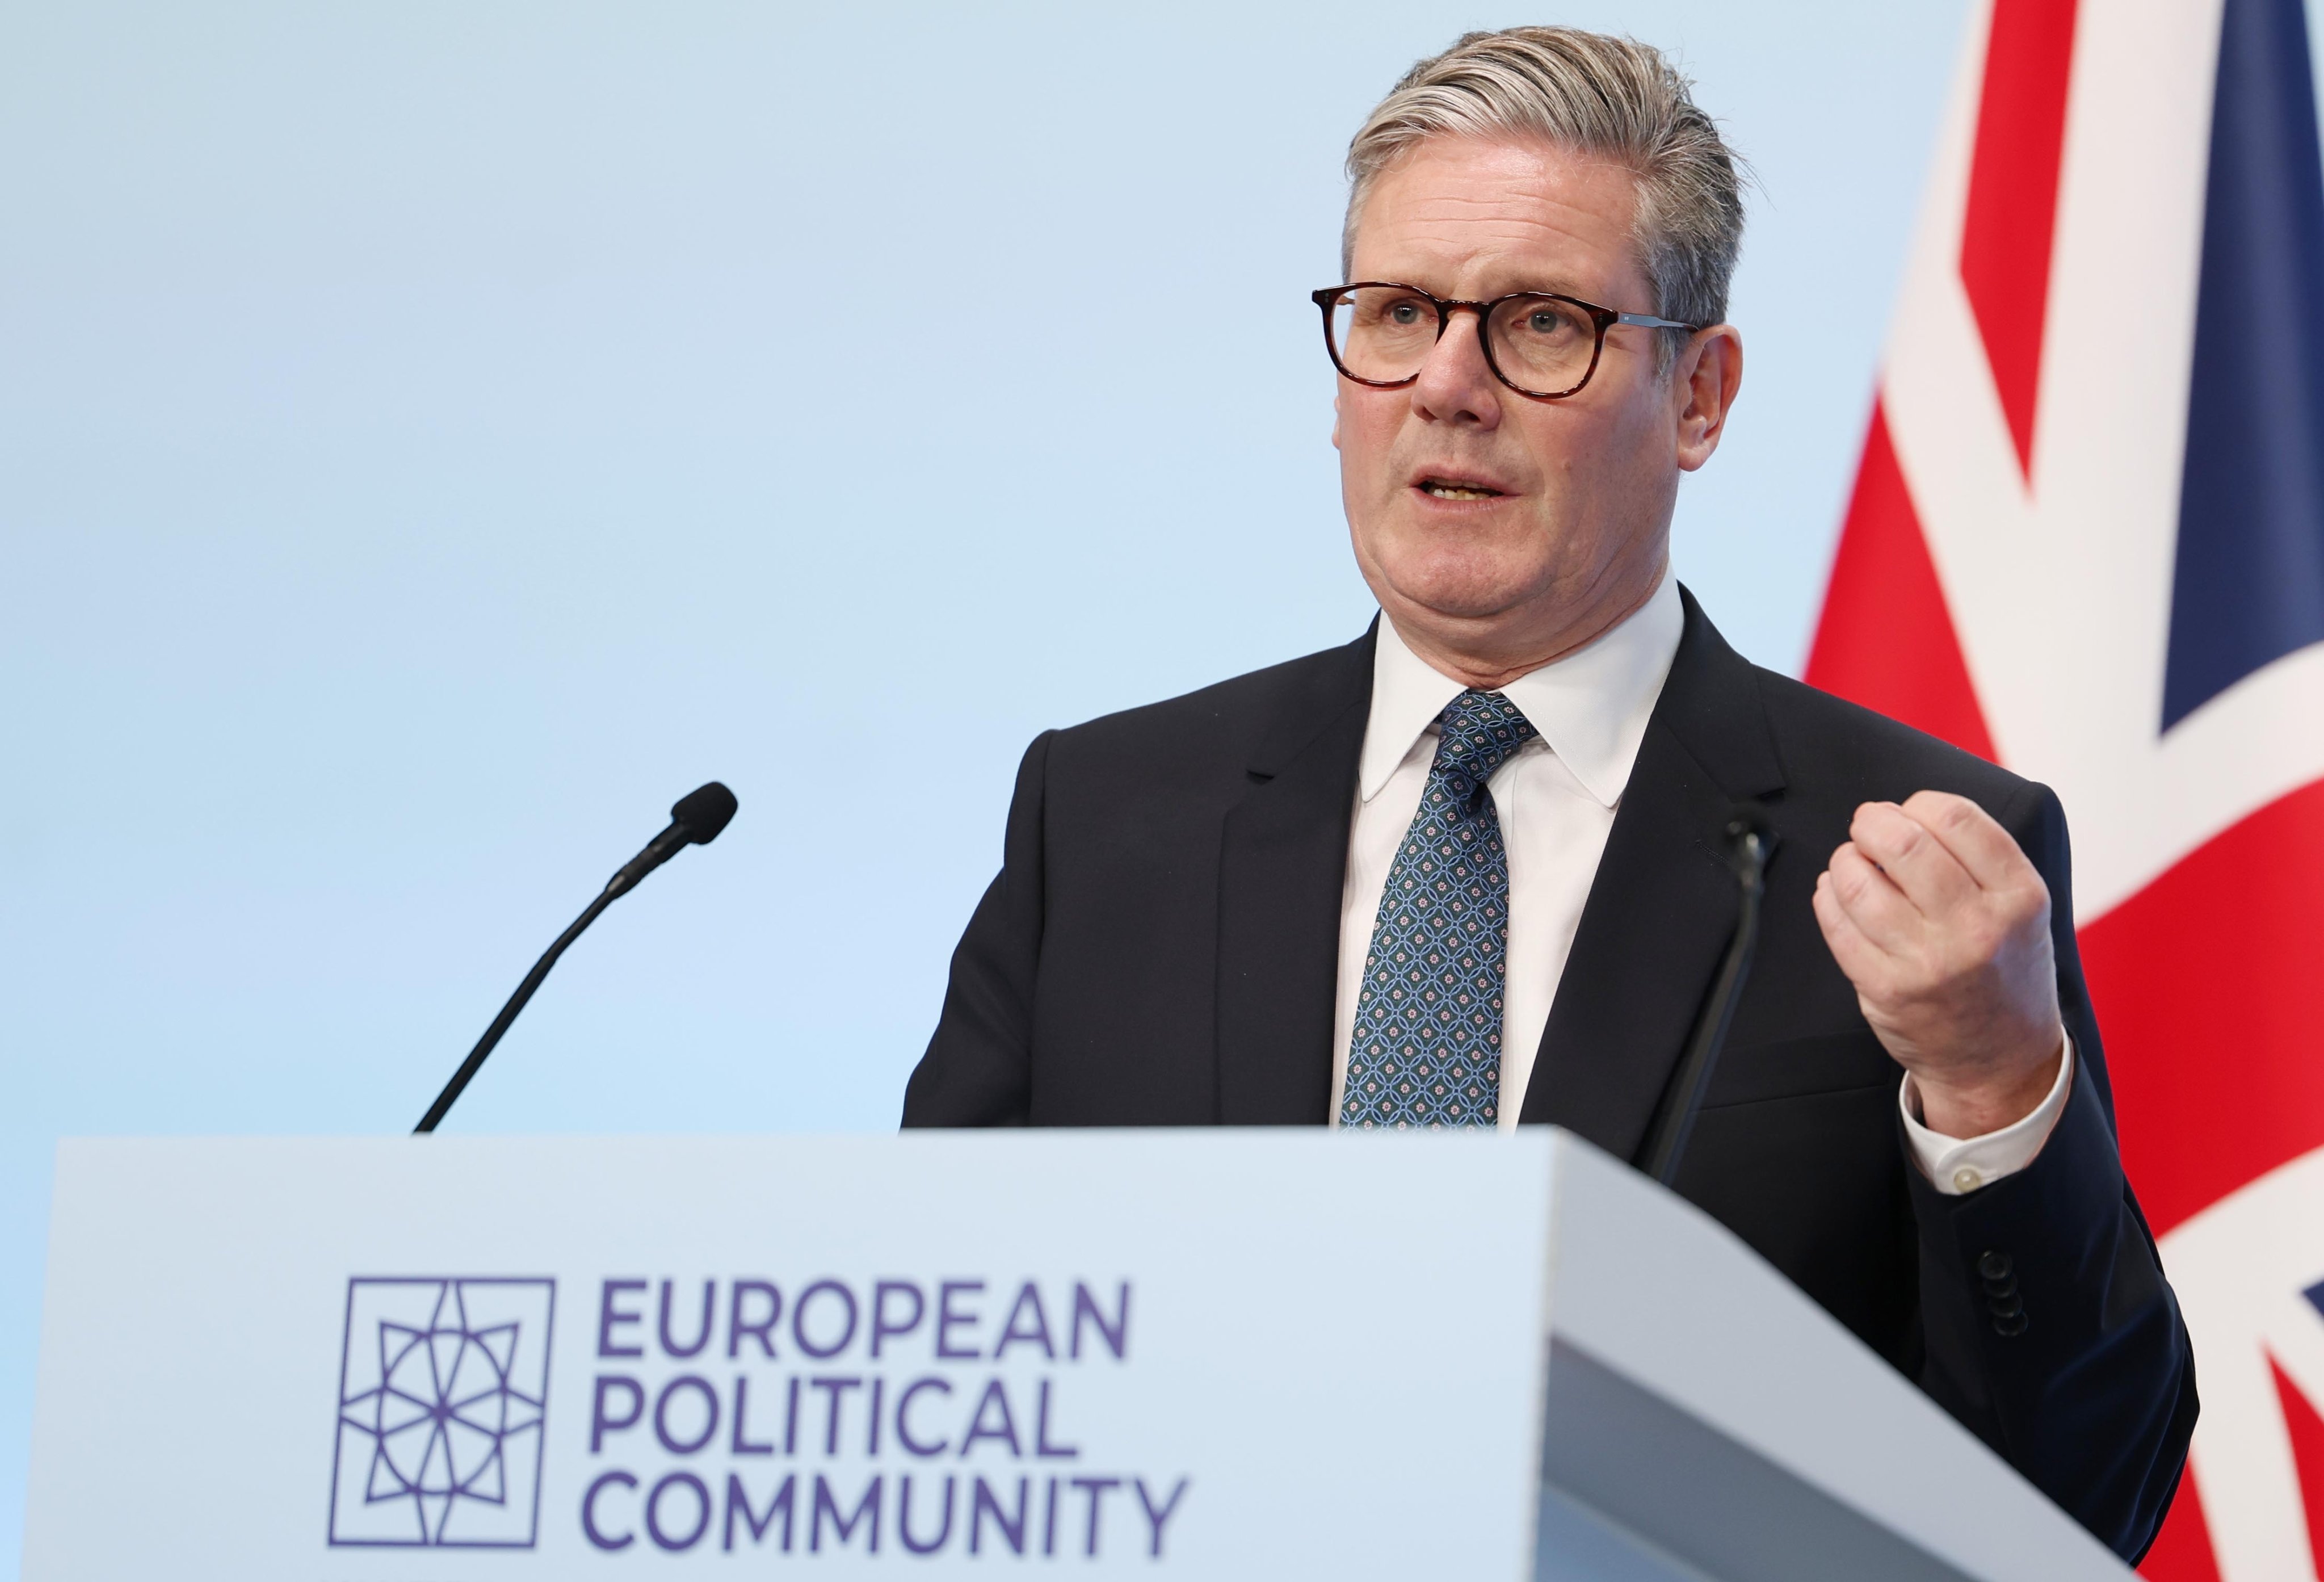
[23,1129,2130,1579]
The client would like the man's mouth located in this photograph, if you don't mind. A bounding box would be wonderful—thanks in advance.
[1417,476,1507,501]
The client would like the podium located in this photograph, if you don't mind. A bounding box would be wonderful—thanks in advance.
[23,1129,2130,1579]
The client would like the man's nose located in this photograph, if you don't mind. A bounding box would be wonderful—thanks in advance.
[1410,307,1503,428]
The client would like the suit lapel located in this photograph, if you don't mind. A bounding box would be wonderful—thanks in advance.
[1517,589,1785,1159]
[1213,627,1375,1123]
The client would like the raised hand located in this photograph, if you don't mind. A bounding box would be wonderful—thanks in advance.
[1813,791,2066,1139]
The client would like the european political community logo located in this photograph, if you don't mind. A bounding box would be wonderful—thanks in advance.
[328,1277,557,1548]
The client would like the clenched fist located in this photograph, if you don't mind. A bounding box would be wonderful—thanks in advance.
[1813,790,2066,1139]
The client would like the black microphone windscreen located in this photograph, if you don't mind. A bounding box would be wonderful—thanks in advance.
[672,781,738,845]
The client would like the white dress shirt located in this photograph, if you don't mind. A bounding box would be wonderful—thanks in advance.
[1327,573,2070,1190]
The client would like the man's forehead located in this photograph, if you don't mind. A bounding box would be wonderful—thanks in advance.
[1350,136,1645,295]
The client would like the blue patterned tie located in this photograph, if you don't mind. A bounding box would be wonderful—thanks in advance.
[1341,689,1539,1128]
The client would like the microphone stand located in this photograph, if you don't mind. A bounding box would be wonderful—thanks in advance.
[413,886,620,1134]
[1643,808,1770,1188]
[412,782,736,1134]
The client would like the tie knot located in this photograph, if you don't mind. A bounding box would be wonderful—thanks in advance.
[1433,689,1537,793]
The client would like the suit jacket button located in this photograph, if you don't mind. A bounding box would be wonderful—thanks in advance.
[1993,1310,2029,1337]
[1988,1292,2024,1319]
[1977,1250,2012,1282]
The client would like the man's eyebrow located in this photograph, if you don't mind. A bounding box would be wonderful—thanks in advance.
[1360,274,1591,296]
[1473,278,1591,300]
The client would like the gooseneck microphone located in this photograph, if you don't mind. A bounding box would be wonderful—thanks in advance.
[1642,803,1771,1187]
[413,782,739,1134]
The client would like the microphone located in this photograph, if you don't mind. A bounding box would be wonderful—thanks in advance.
[413,781,739,1134]
[605,780,739,900]
[1642,802,1771,1188]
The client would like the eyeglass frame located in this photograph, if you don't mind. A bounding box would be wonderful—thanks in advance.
[1309,282,1701,401]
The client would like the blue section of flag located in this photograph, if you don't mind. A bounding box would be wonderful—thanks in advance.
[2163,0,2324,730]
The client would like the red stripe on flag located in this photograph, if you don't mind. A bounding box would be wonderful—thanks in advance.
[2273,1355,2324,1568]
[2138,1466,2222,1581]
[2080,777,2324,1236]
[1805,400,1999,759]
[1959,0,2082,478]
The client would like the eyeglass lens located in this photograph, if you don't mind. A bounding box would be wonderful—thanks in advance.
[1325,286,1600,394]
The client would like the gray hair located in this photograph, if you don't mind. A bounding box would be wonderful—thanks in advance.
[1343,27,1746,347]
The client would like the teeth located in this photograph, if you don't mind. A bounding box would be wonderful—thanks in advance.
[1423,482,1499,500]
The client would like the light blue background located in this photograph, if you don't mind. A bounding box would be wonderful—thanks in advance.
[0,2,1993,1567]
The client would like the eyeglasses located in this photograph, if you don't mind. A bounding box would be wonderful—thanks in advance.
[1310,282,1699,400]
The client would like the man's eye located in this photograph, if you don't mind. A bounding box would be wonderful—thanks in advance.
[1388,303,1422,325]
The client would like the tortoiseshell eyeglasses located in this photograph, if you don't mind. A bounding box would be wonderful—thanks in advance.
[1311,282,1699,400]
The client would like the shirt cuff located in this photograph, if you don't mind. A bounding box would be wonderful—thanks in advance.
[1898,1035,2075,1195]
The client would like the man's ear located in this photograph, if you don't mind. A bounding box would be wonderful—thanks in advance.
[1674,325,1743,473]
[1331,386,1344,451]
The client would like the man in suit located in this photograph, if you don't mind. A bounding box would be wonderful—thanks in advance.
[903,26,2194,1560]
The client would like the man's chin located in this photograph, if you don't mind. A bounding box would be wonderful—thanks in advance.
[1371,559,1553,626]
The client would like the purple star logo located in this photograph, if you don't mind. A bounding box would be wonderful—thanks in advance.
[329,1278,556,1547]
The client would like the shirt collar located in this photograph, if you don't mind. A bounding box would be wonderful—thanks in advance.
[1359,572,1684,809]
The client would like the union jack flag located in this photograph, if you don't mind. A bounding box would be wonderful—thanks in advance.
[1805,0,2324,1574]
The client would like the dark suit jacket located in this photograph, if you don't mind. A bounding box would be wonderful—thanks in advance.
[902,588,2195,1560]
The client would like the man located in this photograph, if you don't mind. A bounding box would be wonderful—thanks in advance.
[903,26,2193,1560]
